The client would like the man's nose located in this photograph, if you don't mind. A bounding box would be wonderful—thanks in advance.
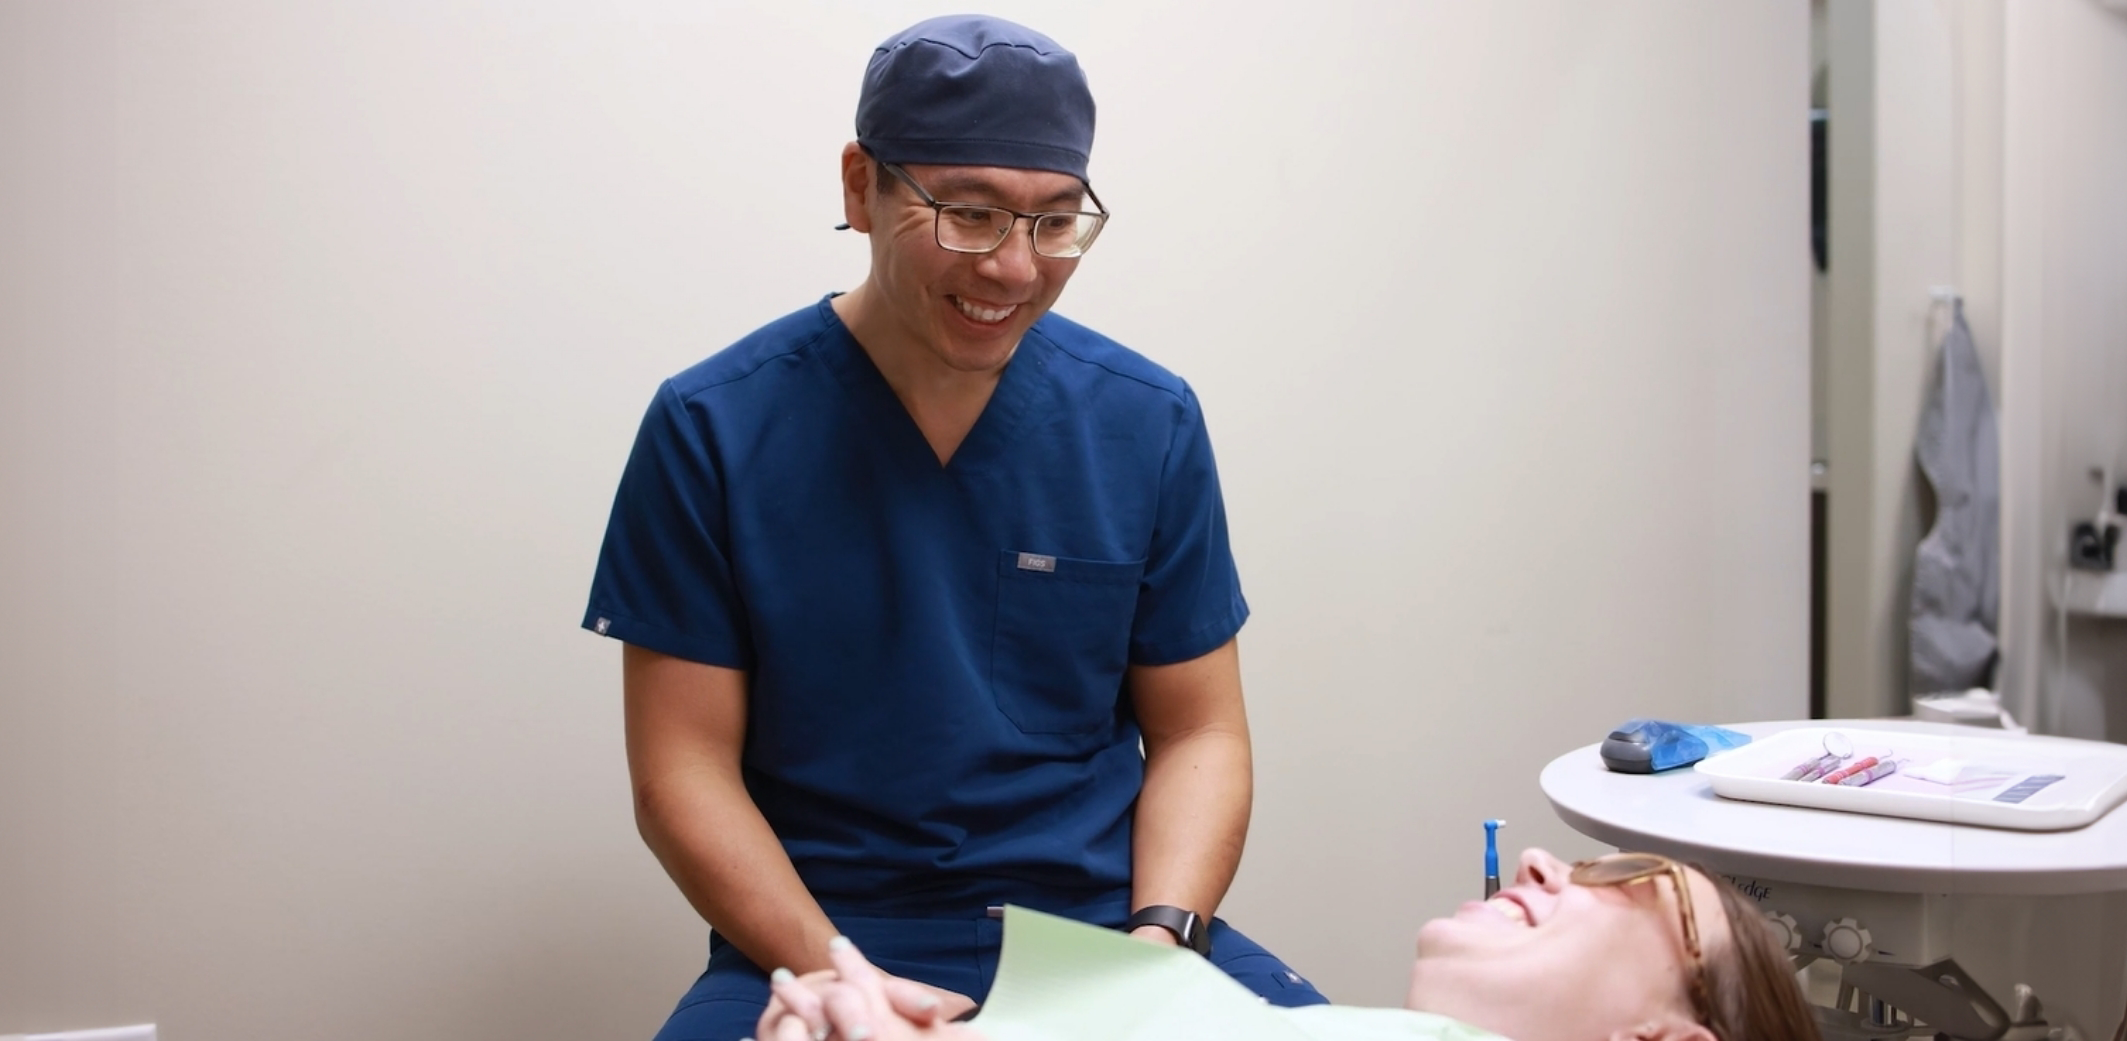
[975,221,1040,286]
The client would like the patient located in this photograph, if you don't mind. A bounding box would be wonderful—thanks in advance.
[755,848,1821,1041]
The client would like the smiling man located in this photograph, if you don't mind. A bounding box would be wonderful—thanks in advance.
[583,15,1323,1041]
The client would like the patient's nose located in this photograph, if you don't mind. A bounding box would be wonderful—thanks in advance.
[1517,848,1571,892]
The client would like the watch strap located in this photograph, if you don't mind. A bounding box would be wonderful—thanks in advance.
[1124,904,1212,956]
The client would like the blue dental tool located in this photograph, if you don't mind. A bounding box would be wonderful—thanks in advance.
[1483,819,1505,899]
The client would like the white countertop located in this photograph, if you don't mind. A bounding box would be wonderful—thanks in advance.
[1539,719,2127,895]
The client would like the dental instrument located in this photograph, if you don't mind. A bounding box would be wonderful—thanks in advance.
[1784,731,1855,781]
[1483,819,1504,899]
[1785,752,1845,781]
[1834,759,1900,787]
[1820,755,1884,785]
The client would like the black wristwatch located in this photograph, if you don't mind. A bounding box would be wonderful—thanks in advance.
[1124,905,1212,956]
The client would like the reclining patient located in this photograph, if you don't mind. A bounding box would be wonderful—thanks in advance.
[755,849,1821,1041]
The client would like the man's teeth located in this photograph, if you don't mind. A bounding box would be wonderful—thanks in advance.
[1488,899,1529,926]
[955,297,1015,324]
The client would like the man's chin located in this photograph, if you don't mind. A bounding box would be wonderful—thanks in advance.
[931,332,1024,374]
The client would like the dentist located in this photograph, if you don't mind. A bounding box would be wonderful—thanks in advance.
[584,15,1322,1041]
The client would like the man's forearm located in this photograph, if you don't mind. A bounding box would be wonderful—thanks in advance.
[1129,724,1252,917]
[635,766,842,975]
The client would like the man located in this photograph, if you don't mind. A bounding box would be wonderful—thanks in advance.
[584,15,1324,1041]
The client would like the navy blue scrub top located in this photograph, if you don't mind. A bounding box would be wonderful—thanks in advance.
[584,297,1248,911]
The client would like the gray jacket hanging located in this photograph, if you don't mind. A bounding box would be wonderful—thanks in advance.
[1910,300,2000,694]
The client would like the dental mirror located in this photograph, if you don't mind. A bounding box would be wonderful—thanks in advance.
[1823,730,1853,760]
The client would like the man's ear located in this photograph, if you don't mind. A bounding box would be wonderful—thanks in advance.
[839,142,874,234]
[1607,1018,1717,1041]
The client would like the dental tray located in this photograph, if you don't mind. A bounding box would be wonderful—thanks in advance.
[1694,726,2127,831]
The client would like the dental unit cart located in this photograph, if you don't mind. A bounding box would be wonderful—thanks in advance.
[1541,719,2127,1041]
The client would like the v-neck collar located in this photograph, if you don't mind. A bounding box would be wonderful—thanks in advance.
[813,296,1042,474]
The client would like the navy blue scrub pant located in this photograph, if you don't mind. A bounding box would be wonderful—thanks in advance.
[651,900,1329,1041]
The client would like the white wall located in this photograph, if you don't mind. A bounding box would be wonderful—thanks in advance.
[0,2,1810,1036]
[1822,0,2127,738]
[2007,0,2127,741]
[1812,4,2127,1026]
[1823,0,2001,720]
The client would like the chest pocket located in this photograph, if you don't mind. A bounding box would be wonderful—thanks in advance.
[990,551,1146,735]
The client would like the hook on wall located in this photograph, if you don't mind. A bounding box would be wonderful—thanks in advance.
[1924,286,1962,352]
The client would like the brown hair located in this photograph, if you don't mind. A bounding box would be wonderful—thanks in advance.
[1695,866,1824,1041]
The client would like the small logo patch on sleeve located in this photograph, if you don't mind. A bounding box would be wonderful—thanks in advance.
[594,617,612,635]
[1016,553,1056,573]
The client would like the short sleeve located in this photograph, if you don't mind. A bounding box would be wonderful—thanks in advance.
[1129,385,1249,665]
[581,380,754,669]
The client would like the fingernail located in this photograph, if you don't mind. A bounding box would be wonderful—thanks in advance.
[846,1026,873,1041]
[770,968,796,984]
[913,995,940,1011]
[811,1029,829,1041]
[826,935,852,952]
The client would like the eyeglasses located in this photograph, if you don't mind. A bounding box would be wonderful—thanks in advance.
[1570,852,1714,1028]
[879,162,1109,259]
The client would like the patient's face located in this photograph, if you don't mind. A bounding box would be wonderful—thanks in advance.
[1405,848,1725,1041]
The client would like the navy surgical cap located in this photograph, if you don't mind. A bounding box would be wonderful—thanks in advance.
[856,14,1096,182]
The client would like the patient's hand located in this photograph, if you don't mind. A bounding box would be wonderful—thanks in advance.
[757,937,982,1041]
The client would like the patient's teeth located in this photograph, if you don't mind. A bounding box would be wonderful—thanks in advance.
[1488,899,1528,926]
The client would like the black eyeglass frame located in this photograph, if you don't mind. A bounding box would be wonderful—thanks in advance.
[877,161,1109,259]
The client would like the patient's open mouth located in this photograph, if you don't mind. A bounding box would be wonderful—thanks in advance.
[1485,897,1530,926]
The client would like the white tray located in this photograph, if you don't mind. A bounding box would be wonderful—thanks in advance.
[1694,726,2127,831]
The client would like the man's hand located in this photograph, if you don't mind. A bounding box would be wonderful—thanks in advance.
[757,937,977,1041]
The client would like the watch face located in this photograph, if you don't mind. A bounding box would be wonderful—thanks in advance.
[1184,913,1211,955]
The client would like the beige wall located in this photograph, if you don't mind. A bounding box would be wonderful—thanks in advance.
[0,2,1809,1036]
